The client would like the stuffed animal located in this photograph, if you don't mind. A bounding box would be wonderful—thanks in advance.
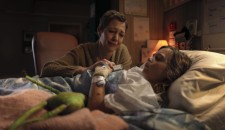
[92,64,112,86]
[93,64,112,78]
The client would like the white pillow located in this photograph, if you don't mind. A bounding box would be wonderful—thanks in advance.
[168,50,225,115]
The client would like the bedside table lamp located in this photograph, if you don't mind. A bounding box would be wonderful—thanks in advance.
[151,40,168,55]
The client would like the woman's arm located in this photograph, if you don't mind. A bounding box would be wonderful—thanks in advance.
[87,65,114,113]
[88,76,105,109]
[87,76,113,113]
[40,46,89,77]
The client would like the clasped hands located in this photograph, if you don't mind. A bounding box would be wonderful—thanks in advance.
[87,59,114,79]
[89,59,115,72]
[91,59,114,86]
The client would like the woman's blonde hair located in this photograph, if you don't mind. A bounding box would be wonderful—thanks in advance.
[154,46,192,107]
[160,46,192,85]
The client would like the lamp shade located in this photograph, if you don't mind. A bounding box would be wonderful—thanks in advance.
[141,40,168,64]
[151,40,168,55]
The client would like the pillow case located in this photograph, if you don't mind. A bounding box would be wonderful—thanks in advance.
[168,50,225,115]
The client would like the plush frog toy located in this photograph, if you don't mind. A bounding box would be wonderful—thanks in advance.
[8,76,86,130]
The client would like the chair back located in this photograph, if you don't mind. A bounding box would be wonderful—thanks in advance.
[32,32,78,75]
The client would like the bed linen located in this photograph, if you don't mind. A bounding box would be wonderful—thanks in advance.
[169,50,225,130]
[0,68,208,130]
[0,67,159,113]
[0,89,128,130]
[0,89,207,130]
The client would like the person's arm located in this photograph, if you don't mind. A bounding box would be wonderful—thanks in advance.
[87,65,114,113]
[88,76,113,113]
[41,43,100,77]
[88,76,105,109]
[40,49,88,77]
[40,42,116,78]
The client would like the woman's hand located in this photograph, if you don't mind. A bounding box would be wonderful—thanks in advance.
[102,59,116,68]
[88,59,115,71]
[73,60,115,76]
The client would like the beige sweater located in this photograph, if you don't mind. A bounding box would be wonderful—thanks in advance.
[41,42,132,77]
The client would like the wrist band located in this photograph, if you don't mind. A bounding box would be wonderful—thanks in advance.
[92,76,106,86]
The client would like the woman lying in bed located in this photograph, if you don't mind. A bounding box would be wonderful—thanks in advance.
[88,45,192,113]
[2,46,204,130]
[0,46,191,114]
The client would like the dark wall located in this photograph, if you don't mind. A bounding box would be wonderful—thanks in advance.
[0,0,119,78]
[163,0,203,50]
[0,0,91,78]
[87,0,117,42]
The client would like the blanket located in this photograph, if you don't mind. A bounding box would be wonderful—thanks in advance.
[0,70,123,96]
[0,67,160,113]
[0,69,209,130]
[0,89,128,130]
[0,89,208,130]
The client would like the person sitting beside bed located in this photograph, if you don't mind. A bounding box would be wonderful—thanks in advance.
[88,45,192,113]
[40,10,132,78]
[0,46,191,114]
[2,45,214,130]
[1,46,200,130]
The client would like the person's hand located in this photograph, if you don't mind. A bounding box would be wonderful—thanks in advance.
[102,59,115,69]
[88,59,115,71]
[93,64,112,78]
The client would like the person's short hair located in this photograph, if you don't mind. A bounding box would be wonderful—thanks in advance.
[97,10,128,36]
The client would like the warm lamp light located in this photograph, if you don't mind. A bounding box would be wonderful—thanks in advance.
[142,40,168,64]
[151,40,168,56]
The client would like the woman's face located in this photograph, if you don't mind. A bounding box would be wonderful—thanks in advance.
[98,19,126,52]
[142,48,173,84]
